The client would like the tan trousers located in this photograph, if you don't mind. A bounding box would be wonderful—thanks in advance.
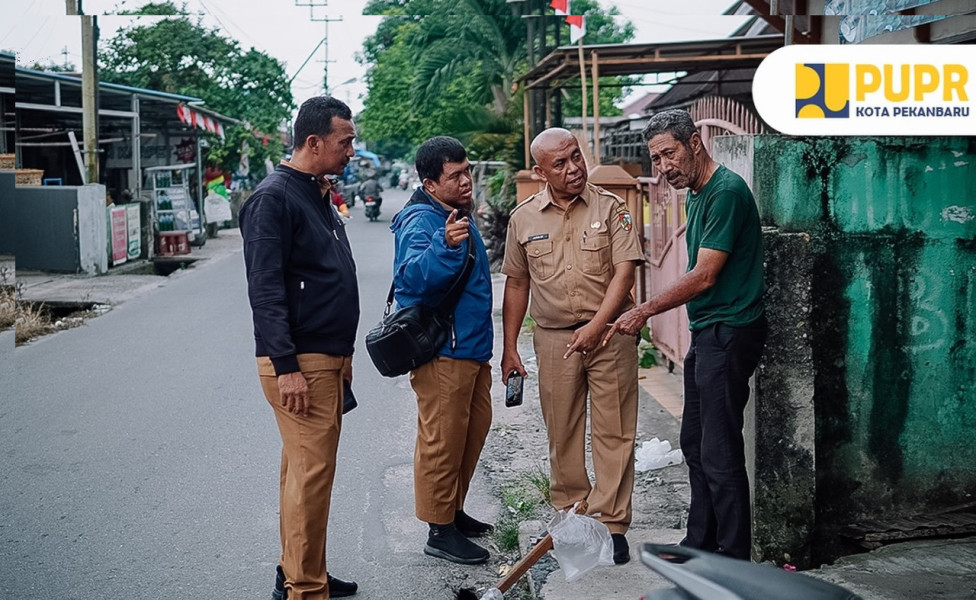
[409,357,493,524]
[258,353,350,600]
[533,327,638,534]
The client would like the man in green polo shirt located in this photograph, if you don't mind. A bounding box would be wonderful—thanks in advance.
[603,109,766,560]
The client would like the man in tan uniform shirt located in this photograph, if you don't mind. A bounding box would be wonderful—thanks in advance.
[501,128,643,564]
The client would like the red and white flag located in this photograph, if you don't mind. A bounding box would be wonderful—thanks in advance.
[550,0,568,15]
[566,14,586,43]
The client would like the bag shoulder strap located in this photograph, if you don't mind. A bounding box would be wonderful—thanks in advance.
[434,243,475,316]
[383,241,476,317]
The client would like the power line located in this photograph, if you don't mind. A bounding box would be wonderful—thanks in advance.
[198,0,260,50]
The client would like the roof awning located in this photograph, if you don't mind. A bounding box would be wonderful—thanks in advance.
[520,34,784,91]
[176,104,226,139]
[12,66,241,141]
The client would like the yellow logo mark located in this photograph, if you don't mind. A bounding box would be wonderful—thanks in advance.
[796,63,849,118]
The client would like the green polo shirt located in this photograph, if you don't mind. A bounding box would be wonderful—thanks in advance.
[685,165,764,331]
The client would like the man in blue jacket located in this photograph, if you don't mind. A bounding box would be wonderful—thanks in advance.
[391,136,494,565]
[240,96,360,600]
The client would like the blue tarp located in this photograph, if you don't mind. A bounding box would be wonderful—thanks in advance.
[355,149,381,167]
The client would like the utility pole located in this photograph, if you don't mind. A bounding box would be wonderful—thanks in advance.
[67,0,99,185]
[295,1,341,94]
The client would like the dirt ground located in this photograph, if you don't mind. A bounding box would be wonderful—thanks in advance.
[473,312,690,596]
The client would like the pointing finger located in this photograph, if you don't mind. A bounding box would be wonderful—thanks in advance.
[447,209,458,225]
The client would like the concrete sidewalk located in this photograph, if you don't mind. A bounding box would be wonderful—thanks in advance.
[12,228,243,307]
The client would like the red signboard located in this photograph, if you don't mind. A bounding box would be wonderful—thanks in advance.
[110,206,128,266]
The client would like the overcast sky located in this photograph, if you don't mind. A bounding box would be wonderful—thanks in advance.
[1,0,750,114]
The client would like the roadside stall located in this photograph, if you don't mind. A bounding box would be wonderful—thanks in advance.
[3,61,238,272]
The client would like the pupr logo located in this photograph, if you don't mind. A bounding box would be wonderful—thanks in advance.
[755,45,976,135]
[795,63,850,118]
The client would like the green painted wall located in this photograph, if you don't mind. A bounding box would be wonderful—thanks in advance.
[751,136,976,560]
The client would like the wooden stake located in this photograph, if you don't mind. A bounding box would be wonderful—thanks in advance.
[577,38,589,158]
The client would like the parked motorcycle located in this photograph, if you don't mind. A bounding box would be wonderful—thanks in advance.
[364,196,380,222]
[639,543,861,600]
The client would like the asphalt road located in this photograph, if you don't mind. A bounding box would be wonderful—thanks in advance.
[0,185,497,599]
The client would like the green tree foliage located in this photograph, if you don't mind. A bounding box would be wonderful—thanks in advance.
[357,0,634,161]
[99,1,295,176]
[551,0,636,118]
[25,60,77,73]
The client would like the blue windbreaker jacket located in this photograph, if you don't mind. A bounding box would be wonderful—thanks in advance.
[390,189,493,362]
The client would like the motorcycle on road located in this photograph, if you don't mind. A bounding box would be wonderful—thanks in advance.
[364,196,381,222]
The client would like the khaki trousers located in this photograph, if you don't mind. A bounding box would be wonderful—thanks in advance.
[258,353,350,600]
[533,327,638,534]
[409,357,493,524]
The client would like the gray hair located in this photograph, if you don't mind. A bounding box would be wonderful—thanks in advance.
[641,109,699,146]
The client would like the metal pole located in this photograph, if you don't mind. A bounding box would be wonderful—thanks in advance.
[195,138,205,242]
[131,95,141,199]
[577,39,590,160]
[523,91,530,169]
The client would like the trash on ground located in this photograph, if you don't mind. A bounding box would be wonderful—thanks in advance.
[635,437,684,471]
[547,502,614,582]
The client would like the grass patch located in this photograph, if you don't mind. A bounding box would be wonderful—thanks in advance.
[493,464,552,553]
[15,300,53,344]
[0,282,94,345]
[522,314,536,333]
[0,286,15,331]
[524,463,551,504]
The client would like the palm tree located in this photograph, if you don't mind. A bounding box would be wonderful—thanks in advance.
[408,0,526,116]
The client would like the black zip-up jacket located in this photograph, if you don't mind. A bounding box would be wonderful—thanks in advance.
[240,164,360,375]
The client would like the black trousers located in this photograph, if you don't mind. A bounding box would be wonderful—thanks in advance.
[680,316,767,560]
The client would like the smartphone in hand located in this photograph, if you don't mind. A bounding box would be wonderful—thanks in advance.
[342,380,357,414]
[505,371,524,408]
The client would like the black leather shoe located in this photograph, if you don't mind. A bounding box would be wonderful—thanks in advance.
[424,523,490,564]
[612,533,631,565]
[272,566,359,598]
[328,573,359,597]
[454,510,494,538]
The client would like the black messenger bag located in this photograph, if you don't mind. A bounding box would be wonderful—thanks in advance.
[366,246,475,377]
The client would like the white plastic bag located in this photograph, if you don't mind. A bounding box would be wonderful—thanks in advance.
[635,437,684,472]
[547,502,614,582]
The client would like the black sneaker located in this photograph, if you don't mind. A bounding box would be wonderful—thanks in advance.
[327,573,358,597]
[272,565,359,598]
[272,565,286,600]
[424,523,490,564]
[612,533,630,565]
[454,510,494,538]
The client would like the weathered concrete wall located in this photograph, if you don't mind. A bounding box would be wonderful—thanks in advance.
[717,138,820,567]
[3,183,108,274]
[0,172,14,255]
[718,134,976,566]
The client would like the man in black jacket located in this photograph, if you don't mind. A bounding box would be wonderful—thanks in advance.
[240,96,360,600]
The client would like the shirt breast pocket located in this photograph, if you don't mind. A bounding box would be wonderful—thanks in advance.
[580,233,610,275]
[526,239,555,280]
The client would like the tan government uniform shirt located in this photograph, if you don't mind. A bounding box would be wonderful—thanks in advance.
[503,182,643,329]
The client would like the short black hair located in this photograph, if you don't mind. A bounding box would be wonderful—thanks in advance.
[415,136,467,182]
[641,109,699,147]
[293,96,353,149]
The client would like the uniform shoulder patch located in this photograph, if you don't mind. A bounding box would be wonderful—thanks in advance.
[616,209,633,232]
